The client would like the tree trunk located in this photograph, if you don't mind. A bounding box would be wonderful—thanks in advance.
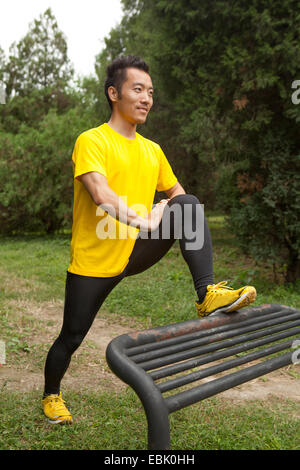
[285,250,300,284]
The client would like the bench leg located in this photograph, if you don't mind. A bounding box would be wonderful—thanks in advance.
[146,404,170,450]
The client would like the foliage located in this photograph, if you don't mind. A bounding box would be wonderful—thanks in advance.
[0,8,75,133]
[224,131,300,283]
[0,107,97,234]
[0,9,100,233]
[5,8,74,99]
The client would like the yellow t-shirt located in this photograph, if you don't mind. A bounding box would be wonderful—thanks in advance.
[68,123,178,277]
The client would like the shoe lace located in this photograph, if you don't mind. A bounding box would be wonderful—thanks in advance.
[209,281,233,293]
[196,281,234,312]
[49,395,69,416]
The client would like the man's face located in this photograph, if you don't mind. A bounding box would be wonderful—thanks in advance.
[112,67,154,124]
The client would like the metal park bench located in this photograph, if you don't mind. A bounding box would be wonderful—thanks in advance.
[106,304,300,450]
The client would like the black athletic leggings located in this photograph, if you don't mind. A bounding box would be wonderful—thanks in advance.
[44,194,213,395]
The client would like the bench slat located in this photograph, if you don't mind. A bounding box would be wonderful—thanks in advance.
[165,352,294,413]
[139,320,300,371]
[157,338,294,392]
[130,311,300,364]
[150,326,300,379]
[126,305,293,356]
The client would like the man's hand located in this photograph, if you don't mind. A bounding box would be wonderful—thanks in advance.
[143,199,170,232]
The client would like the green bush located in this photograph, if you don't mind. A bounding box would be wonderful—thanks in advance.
[0,107,97,234]
[224,130,300,283]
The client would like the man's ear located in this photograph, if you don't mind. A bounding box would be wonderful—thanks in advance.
[108,86,119,104]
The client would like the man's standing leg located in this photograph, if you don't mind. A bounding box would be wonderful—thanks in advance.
[42,271,124,424]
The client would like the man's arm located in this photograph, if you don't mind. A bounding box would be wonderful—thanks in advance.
[77,171,168,232]
[164,181,186,199]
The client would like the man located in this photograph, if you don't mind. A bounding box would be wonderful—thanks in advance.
[42,55,256,424]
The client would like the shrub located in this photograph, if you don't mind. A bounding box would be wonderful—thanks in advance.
[0,107,97,234]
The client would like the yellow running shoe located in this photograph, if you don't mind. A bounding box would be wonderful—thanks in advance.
[42,392,73,425]
[195,281,256,317]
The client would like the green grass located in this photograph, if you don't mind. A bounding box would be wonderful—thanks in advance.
[0,390,299,450]
[0,214,299,450]
[0,234,69,302]
[1,216,299,328]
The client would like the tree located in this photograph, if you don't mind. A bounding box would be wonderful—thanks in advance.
[1,8,75,132]
[6,8,73,98]
[0,10,100,234]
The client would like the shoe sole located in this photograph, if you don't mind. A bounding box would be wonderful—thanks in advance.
[48,418,73,425]
[208,287,257,315]
[225,287,257,312]
[47,417,73,426]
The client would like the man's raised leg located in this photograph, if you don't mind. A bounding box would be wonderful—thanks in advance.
[125,194,256,316]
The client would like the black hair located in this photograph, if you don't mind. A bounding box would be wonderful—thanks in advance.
[104,55,150,109]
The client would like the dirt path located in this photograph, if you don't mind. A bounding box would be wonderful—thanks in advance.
[1,298,299,404]
[0,297,137,393]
